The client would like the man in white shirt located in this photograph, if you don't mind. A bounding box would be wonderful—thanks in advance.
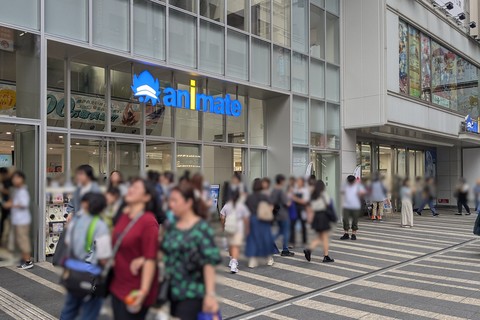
[340,175,365,240]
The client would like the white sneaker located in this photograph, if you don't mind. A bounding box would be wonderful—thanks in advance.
[228,258,232,267]
[230,259,238,273]
[267,256,274,266]
[248,258,258,268]
[18,261,33,270]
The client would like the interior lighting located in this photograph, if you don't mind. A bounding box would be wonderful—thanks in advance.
[6,132,11,135]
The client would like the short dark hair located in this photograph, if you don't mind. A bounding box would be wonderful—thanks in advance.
[163,171,174,183]
[81,192,107,216]
[106,186,121,198]
[76,164,96,181]
[147,170,160,183]
[0,167,9,175]
[252,178,263,193]
[347,175,356,184]
[275,174,286,185]
[12,171,25,181]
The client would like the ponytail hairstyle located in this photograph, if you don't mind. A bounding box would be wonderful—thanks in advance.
[172,181,209,219]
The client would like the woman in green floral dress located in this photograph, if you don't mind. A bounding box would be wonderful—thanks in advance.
[162,181,222,320]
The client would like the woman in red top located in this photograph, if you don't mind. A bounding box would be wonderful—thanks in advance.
[110,178,159,320]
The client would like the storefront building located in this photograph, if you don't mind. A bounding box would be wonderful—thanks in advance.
[0,0,340,260]
[343,0,480,208]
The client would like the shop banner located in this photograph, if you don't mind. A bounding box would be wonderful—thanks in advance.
[399,21,408,94]
[420,34,431,101]
[408,26,421,98]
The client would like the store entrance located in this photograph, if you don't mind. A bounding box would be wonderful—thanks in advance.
[70,137,141,184]
[310,151,339,202]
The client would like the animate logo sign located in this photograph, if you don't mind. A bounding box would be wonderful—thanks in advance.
[465,114,479,134]
[131,70,242,117]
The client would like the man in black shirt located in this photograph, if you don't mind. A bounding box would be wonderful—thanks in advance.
[0,167,12,246]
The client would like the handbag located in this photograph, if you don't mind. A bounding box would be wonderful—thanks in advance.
[322,195,338,223]
[198,311,222,320]
[224,205,238,234]
[257,201,274,222]
[61,212,144,298]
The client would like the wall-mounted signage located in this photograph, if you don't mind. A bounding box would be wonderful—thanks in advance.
[131,71,242,117]
[465,114,479,134]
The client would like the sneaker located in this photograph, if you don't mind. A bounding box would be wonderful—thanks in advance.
[323,256,335,263]
[340,233,350,240]
[303,249,312,262]
[228,259,232,267]
[18,261,33,270]
[351,234,357,241]
[267,256,274,266]
[415,211,422,216]
[280,250,295,257]
[230,259,238,274]
[433,213,439,216]
[466,212,472,216]
[455,213,463,216]
[248,258,258,269]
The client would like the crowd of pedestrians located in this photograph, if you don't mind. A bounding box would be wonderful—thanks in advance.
[2,163,480,320]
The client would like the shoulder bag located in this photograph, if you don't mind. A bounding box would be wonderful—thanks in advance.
[322,195,338,223]
[61,213,144,298]
[257,201,274,222]
[224,205,238,234]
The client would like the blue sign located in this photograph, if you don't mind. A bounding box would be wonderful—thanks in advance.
[131,71,242,117]
[465,114,479,133]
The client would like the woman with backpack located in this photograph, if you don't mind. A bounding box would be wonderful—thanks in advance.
[303,180,335,263]
[220,189,250,274]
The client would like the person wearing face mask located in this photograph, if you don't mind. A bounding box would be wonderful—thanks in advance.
[66,165,102,222]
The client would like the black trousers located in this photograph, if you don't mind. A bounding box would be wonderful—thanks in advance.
[171,298,203,320]
[289,217,307,245]
[457,199,471,214]
[0,208,10,243]
[111,295,149,320]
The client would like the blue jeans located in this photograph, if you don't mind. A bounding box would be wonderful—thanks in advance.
[275,220,291,251]
[417,199,437,215]
[60,293,103,320]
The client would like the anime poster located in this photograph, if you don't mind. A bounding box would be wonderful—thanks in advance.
[431,42,457,108]
[399,21,408,94]
[408,26,421,98]
[456,57,479,116]
[420,34,431,101]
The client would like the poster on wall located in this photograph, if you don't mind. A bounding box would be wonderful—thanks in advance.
[431,42,457,109]
[425,150,436,178]
[420,34,431,101]
[399,21,408,94]
[408,26,421,98]
[456,57,479,117]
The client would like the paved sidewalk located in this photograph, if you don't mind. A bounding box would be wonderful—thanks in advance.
[0,210,478,319]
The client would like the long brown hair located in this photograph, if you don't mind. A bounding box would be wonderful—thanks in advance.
[172,181,209,219]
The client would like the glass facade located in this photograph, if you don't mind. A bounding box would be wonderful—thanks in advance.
[0,1,341,260]
[399,20,480,118]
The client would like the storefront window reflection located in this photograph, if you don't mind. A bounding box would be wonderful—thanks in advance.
[133,0,166,61]
[176,144,201,178]
[273,0,291,47]
[326,103,340,149]
[175,83,201,140]
[227,0,248,31]
[47,58,65,128]
[249,98,265,146]
[251,0,271,39]
[293,148,309,176]
[310,100,325,147]
[272,46,290,90]
[47,133,66,182]
[146,142,172,172]
[227,95,246,144]
[201,0,224,22]
[111,69,141,135]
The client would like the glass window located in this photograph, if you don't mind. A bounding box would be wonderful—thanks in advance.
[0,0,39,30]
[46,0,87,40]
[326,103,340,149]
[170,0,197,13]
[227,0,248,30]
[310,4,325,60]
[273,0,291,47]
[199,21,225,75]
[203,90,225,142]
[457,58,479,117]
[176,144,201,177]
[70,139,107,181]
[251,39,271,85]
[47,133,66,180]
[146,71,173,137]
[146,142,172,172]
[227,95,246,143]
[175,83,201,140]
[204,146,246,186]
[310,59,325,98]
[169,10,196,68]
[272,46,290,90]
[420,34,431,101]
[361,143,372,178]
[251,0,271,39]
[326,64,339,102]
[0,29,40,119]
[227,30,249,80]
[111,69,141,135]
[325,0,339,15]
[312,0,325,7]
[292,53,308,94]
[399,21,408,94]
[292,0,308,53]
[70,62,106,131]
[408,26,421,98]
[249,98,265,146]
[250,149,265,183]
[310,100,325,147]
[93,0,129,51]
[133,0,166,60]
[47,58,65,127]
[200,0,224,22]
[432,41,457,109]
[293,148,309,176]
[326,13,340,64]
[109,141,141,180]
[292,96,308,145]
